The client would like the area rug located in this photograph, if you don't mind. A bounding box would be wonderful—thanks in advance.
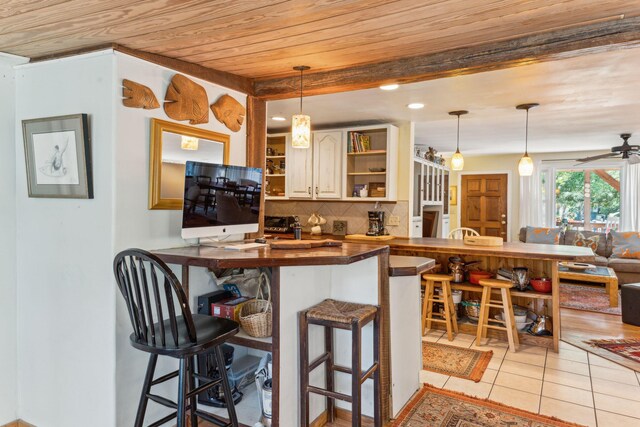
[559,283,621,315]
[422,342,492,383]
[586,338,640,364]
[392,385,584,426]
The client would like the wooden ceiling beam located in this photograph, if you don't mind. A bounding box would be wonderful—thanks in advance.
[252,16,640,100]
[113,44,254,95]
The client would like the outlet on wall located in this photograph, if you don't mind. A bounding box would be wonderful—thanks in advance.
[387,215,400,226]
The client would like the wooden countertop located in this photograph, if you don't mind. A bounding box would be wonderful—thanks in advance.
[385,237,595,261]
[152,241,388,269]
[389,255,435,277]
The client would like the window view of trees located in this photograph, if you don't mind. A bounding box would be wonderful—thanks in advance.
[555,169,620,231]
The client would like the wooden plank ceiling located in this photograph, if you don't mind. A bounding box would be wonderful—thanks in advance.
[2,0,640,82]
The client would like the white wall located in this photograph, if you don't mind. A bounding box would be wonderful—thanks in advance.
[13,50,248,427]
[113,52,247,426]
[15,52,117,426]
[0,52,25,426]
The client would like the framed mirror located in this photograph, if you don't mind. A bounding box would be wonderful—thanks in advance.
[149,118,230,209]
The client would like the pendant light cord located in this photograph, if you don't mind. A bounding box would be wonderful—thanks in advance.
[299,68,304,114]
[456,114,460,151]
[525,108,529,155]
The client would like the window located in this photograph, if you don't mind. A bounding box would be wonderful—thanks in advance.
[554,168,620,232]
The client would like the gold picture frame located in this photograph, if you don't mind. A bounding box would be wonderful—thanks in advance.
[149,118,230,209]
[450,185,458,206]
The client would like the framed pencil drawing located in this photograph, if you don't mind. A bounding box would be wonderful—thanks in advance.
[22,114,93,199]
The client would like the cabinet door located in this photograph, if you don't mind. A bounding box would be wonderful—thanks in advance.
[286,137,313,198]
[313,131,342,199]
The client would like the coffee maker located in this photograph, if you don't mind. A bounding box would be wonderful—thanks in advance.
[366,211,386,236]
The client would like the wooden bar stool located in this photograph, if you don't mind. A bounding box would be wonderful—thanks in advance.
[476,279,519,352]
[298,299,381,427]
[421,274,458,340]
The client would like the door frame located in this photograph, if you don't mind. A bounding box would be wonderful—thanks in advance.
[457,170,513,241]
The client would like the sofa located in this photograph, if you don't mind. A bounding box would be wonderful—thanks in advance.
[518,227,640,286]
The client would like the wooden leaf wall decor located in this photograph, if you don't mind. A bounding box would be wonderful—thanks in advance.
[164,74,209,125]
[122,79,160,109]
[211,94,246,132]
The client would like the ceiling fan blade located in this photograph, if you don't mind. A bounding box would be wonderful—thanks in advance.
[575,152,619,163]
[629,154,640,165]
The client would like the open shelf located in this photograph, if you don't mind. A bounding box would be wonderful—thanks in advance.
[228,329,273,352]
[431,317,554,349]
[449,282,554,300]
[266,173,285,177]
[266,155,285,159]
[347,149,387,156]
[429,280,553,300]
[347,171,387,176]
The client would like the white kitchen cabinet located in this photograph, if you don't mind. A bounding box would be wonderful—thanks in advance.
[286,137,313,199]
[268,124,397,201]
[312,131,342,199]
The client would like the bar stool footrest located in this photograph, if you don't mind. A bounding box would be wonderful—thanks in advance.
[308,385,353,403]
[148,412,177,427]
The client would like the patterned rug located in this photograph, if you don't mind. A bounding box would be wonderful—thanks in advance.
[559,283,621,315]
[392,385,584,426]
[586,339,640,364]
[423,342,492,383]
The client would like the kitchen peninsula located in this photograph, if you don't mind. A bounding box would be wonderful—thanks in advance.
[383,237,595,352]
[152,242,394,427]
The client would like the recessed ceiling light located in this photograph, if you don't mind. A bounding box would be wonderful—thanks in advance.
[407,103,424,110]
[271,116,286,121]
[379,83,399,91]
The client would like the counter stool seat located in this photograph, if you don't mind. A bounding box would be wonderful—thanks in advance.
[307,299,378,325]
[477,279,519,352]
[421,273,458,341]
[299,299,381,427]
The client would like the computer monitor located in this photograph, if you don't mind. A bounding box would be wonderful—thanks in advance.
[181,161,262,240]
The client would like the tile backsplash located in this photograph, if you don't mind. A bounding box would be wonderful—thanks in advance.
[265,200,409,236]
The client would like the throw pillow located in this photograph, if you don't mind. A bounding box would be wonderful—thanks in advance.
[525,226,562,245]
[573,232,600,253]
[611,230,640,259]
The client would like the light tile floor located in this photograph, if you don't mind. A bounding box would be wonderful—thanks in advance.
[422,331,640,427]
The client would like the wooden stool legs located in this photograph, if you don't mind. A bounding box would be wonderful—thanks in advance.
[476,280,519,352]
[299,308,381,427]
[422,276,458,341]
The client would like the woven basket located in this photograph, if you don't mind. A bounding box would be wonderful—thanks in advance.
[239,272,272,338]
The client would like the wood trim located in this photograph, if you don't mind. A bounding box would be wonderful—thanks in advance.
[253,16,640,99]
[113,44,253,95]
[309,410,328,427]
[377,249,391,423]
[0,421,37,427]
[245,96,267,237]
[28,42,117,63]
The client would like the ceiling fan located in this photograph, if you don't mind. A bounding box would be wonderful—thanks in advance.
[577,133,640,164]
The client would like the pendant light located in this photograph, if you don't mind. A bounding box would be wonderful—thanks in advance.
[516,103,539,176]
[291,65,311,148]
[449,110,468,171]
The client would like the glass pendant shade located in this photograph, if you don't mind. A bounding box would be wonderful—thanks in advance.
[451,149,464,171]
[518,153,534,176]
[180,136,199,150]
[291,114,311,148]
